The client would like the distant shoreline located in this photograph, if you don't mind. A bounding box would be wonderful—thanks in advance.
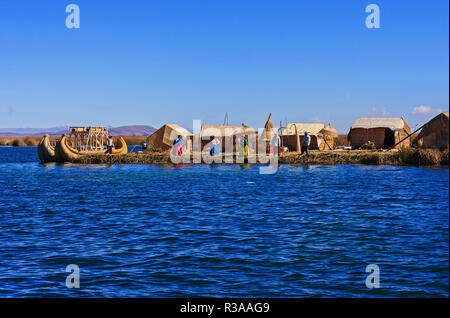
[0,136,148,147]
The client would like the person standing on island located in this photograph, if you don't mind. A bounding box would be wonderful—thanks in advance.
[173,135,183,155]
[106,135,114,154]
[210,137,221,156]
[301,131,310,156]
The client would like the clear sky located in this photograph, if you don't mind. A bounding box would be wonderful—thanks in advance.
[0,0,448,133]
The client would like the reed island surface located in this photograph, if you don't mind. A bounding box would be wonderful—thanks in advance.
[69,148,449,167]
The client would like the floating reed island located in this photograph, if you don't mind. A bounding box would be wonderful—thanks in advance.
[69,149,449,167]
[37,112,449,167]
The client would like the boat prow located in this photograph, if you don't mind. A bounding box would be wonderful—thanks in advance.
[110,136,128,155]
[37,134,57,163]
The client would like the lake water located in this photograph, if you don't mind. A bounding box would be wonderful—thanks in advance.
[0,147,448,297]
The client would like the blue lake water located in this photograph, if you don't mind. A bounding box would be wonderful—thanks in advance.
[0,147,448,297]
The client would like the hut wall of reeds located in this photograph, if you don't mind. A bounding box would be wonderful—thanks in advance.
[348,118,411,149]
[417,112,449,149]
[200,124,257,152]
[147,124,193,151]
[281,123,334,151]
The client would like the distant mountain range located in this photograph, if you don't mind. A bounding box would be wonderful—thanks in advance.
[109,125,156,136]
[0,125,157,137]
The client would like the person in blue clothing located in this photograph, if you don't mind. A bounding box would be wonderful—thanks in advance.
[210,137,221,156]
[173,135,182,146]
[301,131,310,156]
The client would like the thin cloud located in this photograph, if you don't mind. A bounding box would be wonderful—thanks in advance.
[366,107,391,117]
[409,105,442,115]
[309,117,322,123]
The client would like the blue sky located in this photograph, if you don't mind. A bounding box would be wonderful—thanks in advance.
[0,0,448,133]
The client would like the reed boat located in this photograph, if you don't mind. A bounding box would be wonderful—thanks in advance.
[54,134,128,162]
[37,134,58,163]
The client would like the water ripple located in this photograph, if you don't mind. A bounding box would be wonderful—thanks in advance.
[0,147,448,297]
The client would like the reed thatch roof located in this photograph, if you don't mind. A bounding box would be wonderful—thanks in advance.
[234,123,258,136]
[200,125,241,138]
[351,117,409,131]
[418,112,449,139]
[282,123,325,136]
[200,123,258,138]
[147,124,192,149]
[320,124,338,138]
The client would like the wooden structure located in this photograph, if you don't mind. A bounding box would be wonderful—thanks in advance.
[147,124,193,151]
[281,123,334,151]
[347,118,411,149]
[417,112,449,149]
[68,126,108,151]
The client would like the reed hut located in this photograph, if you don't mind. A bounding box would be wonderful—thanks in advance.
[281,123,334,151]
[347,117,411,149]
[417,112,449,149]
[234,123,258,140]
[147,124,193,151]
[200,124,256,152]
[320,123,338,150]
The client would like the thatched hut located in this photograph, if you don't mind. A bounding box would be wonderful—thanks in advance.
[147,124,193,151]
[281,123,334,151]
[200,124,257,152]
[234,123,258,140]
[417,112,449,148]
[348,117,411,149]
[320,124,338,149]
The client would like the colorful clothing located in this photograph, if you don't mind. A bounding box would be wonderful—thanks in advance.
[173,137,183,156]
[243,136,249,156]
[210,138,220,156]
